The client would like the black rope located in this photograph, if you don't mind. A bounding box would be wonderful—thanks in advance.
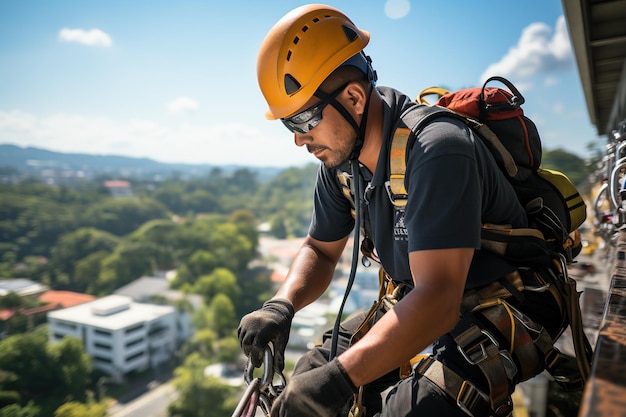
[329,158,362,360]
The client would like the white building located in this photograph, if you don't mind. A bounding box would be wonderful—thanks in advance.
[114,276,200,344]
[48,295,177,382]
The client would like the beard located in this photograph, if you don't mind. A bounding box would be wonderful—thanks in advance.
[307,133,356,169]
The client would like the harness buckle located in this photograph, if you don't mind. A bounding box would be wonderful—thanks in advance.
[457,329,499,365]
[457,379,490,417]
[384,180,407,208]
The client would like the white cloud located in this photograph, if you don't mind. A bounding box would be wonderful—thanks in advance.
[544,76,559,87]
[168,97,198,115]
[384,0,410,19]
[58,28,113,47]
[480,15,573,83]
[0,110,314,167]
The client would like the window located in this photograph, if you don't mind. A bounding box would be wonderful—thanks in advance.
[125,351,145,362]
[125,338,143,348]
[125,324,144,335]
[94,329,112,337]
[94,342,111,350]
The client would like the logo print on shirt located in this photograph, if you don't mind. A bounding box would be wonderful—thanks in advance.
[394,209,408,241]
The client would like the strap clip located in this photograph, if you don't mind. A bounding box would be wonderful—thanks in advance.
[457,380,490,417]
[457,329,499,365]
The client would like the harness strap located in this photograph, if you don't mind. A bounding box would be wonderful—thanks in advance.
[388,127,411,208]
[415,356,512,417]
[451,320,514,414]
[337,171,357,218]
[545,259,593,382]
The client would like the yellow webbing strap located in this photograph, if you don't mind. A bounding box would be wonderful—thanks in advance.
[337,171,357,219]
[389,127,411,208]
[416,86,450,105]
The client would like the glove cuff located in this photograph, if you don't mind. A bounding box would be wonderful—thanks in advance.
[263,298,295,319]
[331,358,358,395]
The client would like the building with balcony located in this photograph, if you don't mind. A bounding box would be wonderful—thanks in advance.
[48,294,177,382]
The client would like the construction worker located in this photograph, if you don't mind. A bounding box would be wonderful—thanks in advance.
[238,4,572,416]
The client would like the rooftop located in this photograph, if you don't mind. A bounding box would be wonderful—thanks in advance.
[48,295,175,330]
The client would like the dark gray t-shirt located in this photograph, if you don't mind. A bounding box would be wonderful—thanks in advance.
[309,87,528,288]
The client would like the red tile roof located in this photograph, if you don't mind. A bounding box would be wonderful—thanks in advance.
[39,290,96,307]
[104,180,131,188]
[0,309,15,321]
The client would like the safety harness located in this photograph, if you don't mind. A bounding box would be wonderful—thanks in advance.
[346,264,591,417]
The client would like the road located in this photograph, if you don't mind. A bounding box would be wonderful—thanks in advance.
[108,382,178,417]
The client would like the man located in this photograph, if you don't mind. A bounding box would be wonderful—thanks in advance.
[238,4,566,416]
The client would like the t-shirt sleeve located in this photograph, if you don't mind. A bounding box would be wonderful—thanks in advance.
[308,165,356,242]
[404,117,482,252]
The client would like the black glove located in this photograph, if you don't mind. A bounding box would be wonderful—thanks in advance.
[270,358,357,417]
[238,298,294,372]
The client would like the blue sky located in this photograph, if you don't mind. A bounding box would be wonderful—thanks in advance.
[0,0,603,168]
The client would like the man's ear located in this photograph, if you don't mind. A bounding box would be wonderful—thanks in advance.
[343,82,368,114]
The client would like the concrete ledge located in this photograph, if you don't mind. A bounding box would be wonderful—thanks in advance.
[579,241,626,416]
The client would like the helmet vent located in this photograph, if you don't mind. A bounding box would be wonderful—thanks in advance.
[342,25,358,42]
[284,74,301,95]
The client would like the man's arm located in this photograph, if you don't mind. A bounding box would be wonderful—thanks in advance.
[337,247,473,387]
[274,234,350,312]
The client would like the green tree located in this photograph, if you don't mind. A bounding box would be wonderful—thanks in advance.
[214,337,240,363]
[208,294,236,339]
[153,185,186,214]
[185,189,220,214]
[0,293,23,310]
[173,250,220,289]
[0,402,40,417]
[94,241,156,294]
[168,353,236,417]
[193,268,241,305]
[0,327,91,415]
[53,401,107,417]
[48,338,91,403]
[49,228,119,291]
[82,197,169,236]
[542,148,592,186]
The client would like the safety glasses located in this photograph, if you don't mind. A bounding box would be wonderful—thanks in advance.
[281,83,349,134]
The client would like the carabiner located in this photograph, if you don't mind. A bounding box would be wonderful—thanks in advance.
[231,377,261,417]
[234,345,287,417]
[245,346,274,388]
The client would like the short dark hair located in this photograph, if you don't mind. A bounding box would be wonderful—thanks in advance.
[320,65,370,94]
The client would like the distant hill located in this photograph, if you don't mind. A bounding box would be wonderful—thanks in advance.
[0,143,283,180]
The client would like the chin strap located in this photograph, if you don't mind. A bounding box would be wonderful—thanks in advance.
[315,84,374,161]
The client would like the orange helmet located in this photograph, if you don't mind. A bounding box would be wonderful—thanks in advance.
[257,4,372,120]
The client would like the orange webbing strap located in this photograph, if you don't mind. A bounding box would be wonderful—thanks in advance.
[388,127,410,208]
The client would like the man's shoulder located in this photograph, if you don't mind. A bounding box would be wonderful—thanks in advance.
[378,86,415,113]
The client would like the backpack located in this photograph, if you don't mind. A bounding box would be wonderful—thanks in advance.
[386,76,587,265]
